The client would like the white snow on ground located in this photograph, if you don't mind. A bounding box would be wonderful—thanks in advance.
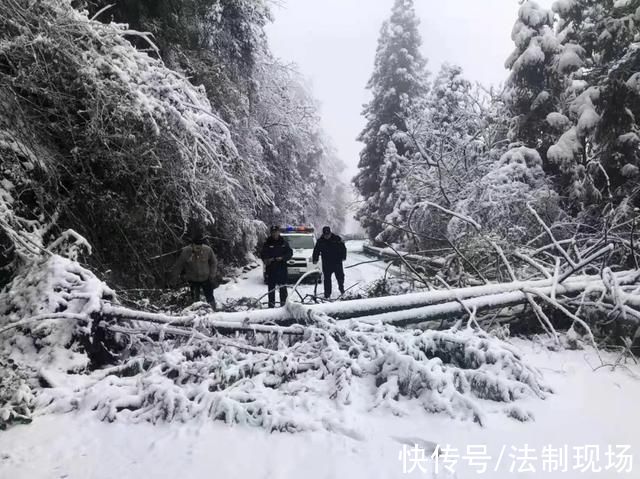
[1,341,638,478]
[216,241,389,304]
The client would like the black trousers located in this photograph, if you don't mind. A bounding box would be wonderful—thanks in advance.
[189,280,216,309]
[267,281,288,308]
[323,263,345,298]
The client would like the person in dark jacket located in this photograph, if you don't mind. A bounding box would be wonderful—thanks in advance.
[172,233,218,309]
[313,226,347,299]
[261,226,293,308]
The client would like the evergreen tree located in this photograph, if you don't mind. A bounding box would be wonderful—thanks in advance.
[547,0,640,206]
[354,0,427,240]
[375,141,409,243]
[428,64,475,138]
[504,0,562,169]
[505,0,640,210]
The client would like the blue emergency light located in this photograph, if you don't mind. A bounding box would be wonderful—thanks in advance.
[281,225,314,233]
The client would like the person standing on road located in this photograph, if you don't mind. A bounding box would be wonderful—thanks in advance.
[313,226,347,299]
[172,233,218,310]
[261,226,293,308]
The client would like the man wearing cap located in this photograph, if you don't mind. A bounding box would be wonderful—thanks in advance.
[313,226,347,299]
[172,233,218,309]
[260,226,294,308]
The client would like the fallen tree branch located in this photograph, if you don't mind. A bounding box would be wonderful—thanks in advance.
[107,324,277,354]
[513,251,552,279]
[527,203,576,267]
[524,288,603,364]
[558,244,614,283]
[358,272,640,327]
[383,242,431,289]
[491,241,558,342]
[99,272,639,327]
[418,200,482,231]
[0,313,88,335]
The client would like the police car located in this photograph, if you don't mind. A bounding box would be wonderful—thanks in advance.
[263,226,321,283]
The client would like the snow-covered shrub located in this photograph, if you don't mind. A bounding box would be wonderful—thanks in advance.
[27,304,551,432]
[0,254,119,372]
[450,147,562,245]
[366,276,418,298]
[0,97,58,284]
[0,244,125,427]
[0,358,35,429]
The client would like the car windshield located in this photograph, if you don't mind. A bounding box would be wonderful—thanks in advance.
[283,235,314,249]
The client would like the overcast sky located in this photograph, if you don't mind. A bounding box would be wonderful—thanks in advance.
[266,0,554,181]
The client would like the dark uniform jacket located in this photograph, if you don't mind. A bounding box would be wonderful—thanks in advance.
[312,234,347,269]
[261,236,293,284]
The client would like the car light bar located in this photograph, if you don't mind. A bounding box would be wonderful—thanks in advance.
[281,225,315,233]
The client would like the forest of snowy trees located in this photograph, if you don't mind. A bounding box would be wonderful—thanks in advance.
[0,0,346,288]
[1,0,640,460]
[356,0,640,272]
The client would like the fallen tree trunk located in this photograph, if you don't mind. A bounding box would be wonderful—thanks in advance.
[362,243,445,269]
[358,274,637,326]
[97,270,640,329]
[96,309,305,335]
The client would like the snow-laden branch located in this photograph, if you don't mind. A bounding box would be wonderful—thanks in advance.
[513,251,552,279]
[527,203,577,267]
[492,241,559,341]
[4,249,640,432]
[418,200,482,231]
[358,272,640,326]
[34,307,552,431]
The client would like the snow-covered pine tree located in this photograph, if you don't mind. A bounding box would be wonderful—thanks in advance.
[504,0,562,170]
[354,0,427,241]
[374,141,410,244]
[546,0,640,207]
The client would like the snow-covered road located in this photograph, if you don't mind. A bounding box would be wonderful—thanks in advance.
[216,240,389,305]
